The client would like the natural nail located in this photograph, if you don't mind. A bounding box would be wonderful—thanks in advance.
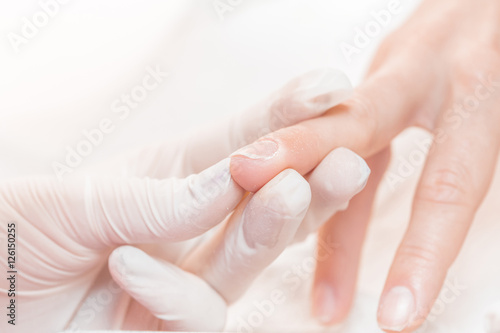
[313,282,336,325]
[378,286,415,331]
[232,139,278,161]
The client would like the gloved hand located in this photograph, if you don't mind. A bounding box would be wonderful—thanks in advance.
[0,68,369,332]
[101,145,369,332]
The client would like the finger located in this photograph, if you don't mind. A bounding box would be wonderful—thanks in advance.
[378,90,500,331]
[312,149,390,325]
[230,56,437,192]
[51,158,244,248]
[109,69,353,179]
[293,147,371,242]
[181,169,311,303]
[108,246,227,331]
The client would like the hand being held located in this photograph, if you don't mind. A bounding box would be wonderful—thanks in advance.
[230,0,500,331]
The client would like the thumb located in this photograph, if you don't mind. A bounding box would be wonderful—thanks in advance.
[60,158,244,249]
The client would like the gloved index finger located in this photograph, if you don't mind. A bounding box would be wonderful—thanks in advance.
[181,169,311,303]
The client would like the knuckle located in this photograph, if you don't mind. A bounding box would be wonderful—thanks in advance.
[463,41,500,62]
[416,164,473,208]
[397,242,443,269]
[453,49,500,90]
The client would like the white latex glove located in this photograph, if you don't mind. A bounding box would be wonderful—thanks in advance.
[0,68,368,333]
[104,146,370,332]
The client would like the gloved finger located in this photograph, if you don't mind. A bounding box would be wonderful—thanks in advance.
[181,169,311,303]
[312,149,390,325]
[108,245,227,331]
[293,147,371,242]
[378,88,500,332]
[229,50,441,192]
[108,69,353,179]
[55,158,244,248]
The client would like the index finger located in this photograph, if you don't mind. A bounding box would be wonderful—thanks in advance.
[230,60,432,192]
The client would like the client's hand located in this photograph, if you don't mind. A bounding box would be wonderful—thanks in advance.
[230,0,500,331]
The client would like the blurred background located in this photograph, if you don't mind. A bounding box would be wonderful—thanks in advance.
[1,0,500,332]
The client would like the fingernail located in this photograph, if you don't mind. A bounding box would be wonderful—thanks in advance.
[312,282,336,325]
[232,139,278,161]
[378,286,415,331]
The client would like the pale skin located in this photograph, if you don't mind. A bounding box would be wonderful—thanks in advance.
[230,0,500,331]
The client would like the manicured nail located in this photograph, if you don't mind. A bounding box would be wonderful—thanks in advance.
[232,139,278,161]
[378,286,415,331]
[312,282,336,325]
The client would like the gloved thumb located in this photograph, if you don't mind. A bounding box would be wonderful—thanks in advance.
[18,158,244,249]
[108,245,227,331]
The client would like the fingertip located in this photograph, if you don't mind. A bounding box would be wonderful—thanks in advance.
[260,168,312,217]
[309,147,370,204]
[311,275,356,326]
[229,155,279,192]
[377,286,416,332]
[184,169,311,304]
[108,246,154,290]
[108,245,135,283]
[109,246,228,331]
[311,282,337,325]
[241,169,311,249]
[230,125,324,193]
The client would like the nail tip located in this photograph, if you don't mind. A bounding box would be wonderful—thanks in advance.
[231,139,279,161]
[312,283,337,327]
[378,322,408,332]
